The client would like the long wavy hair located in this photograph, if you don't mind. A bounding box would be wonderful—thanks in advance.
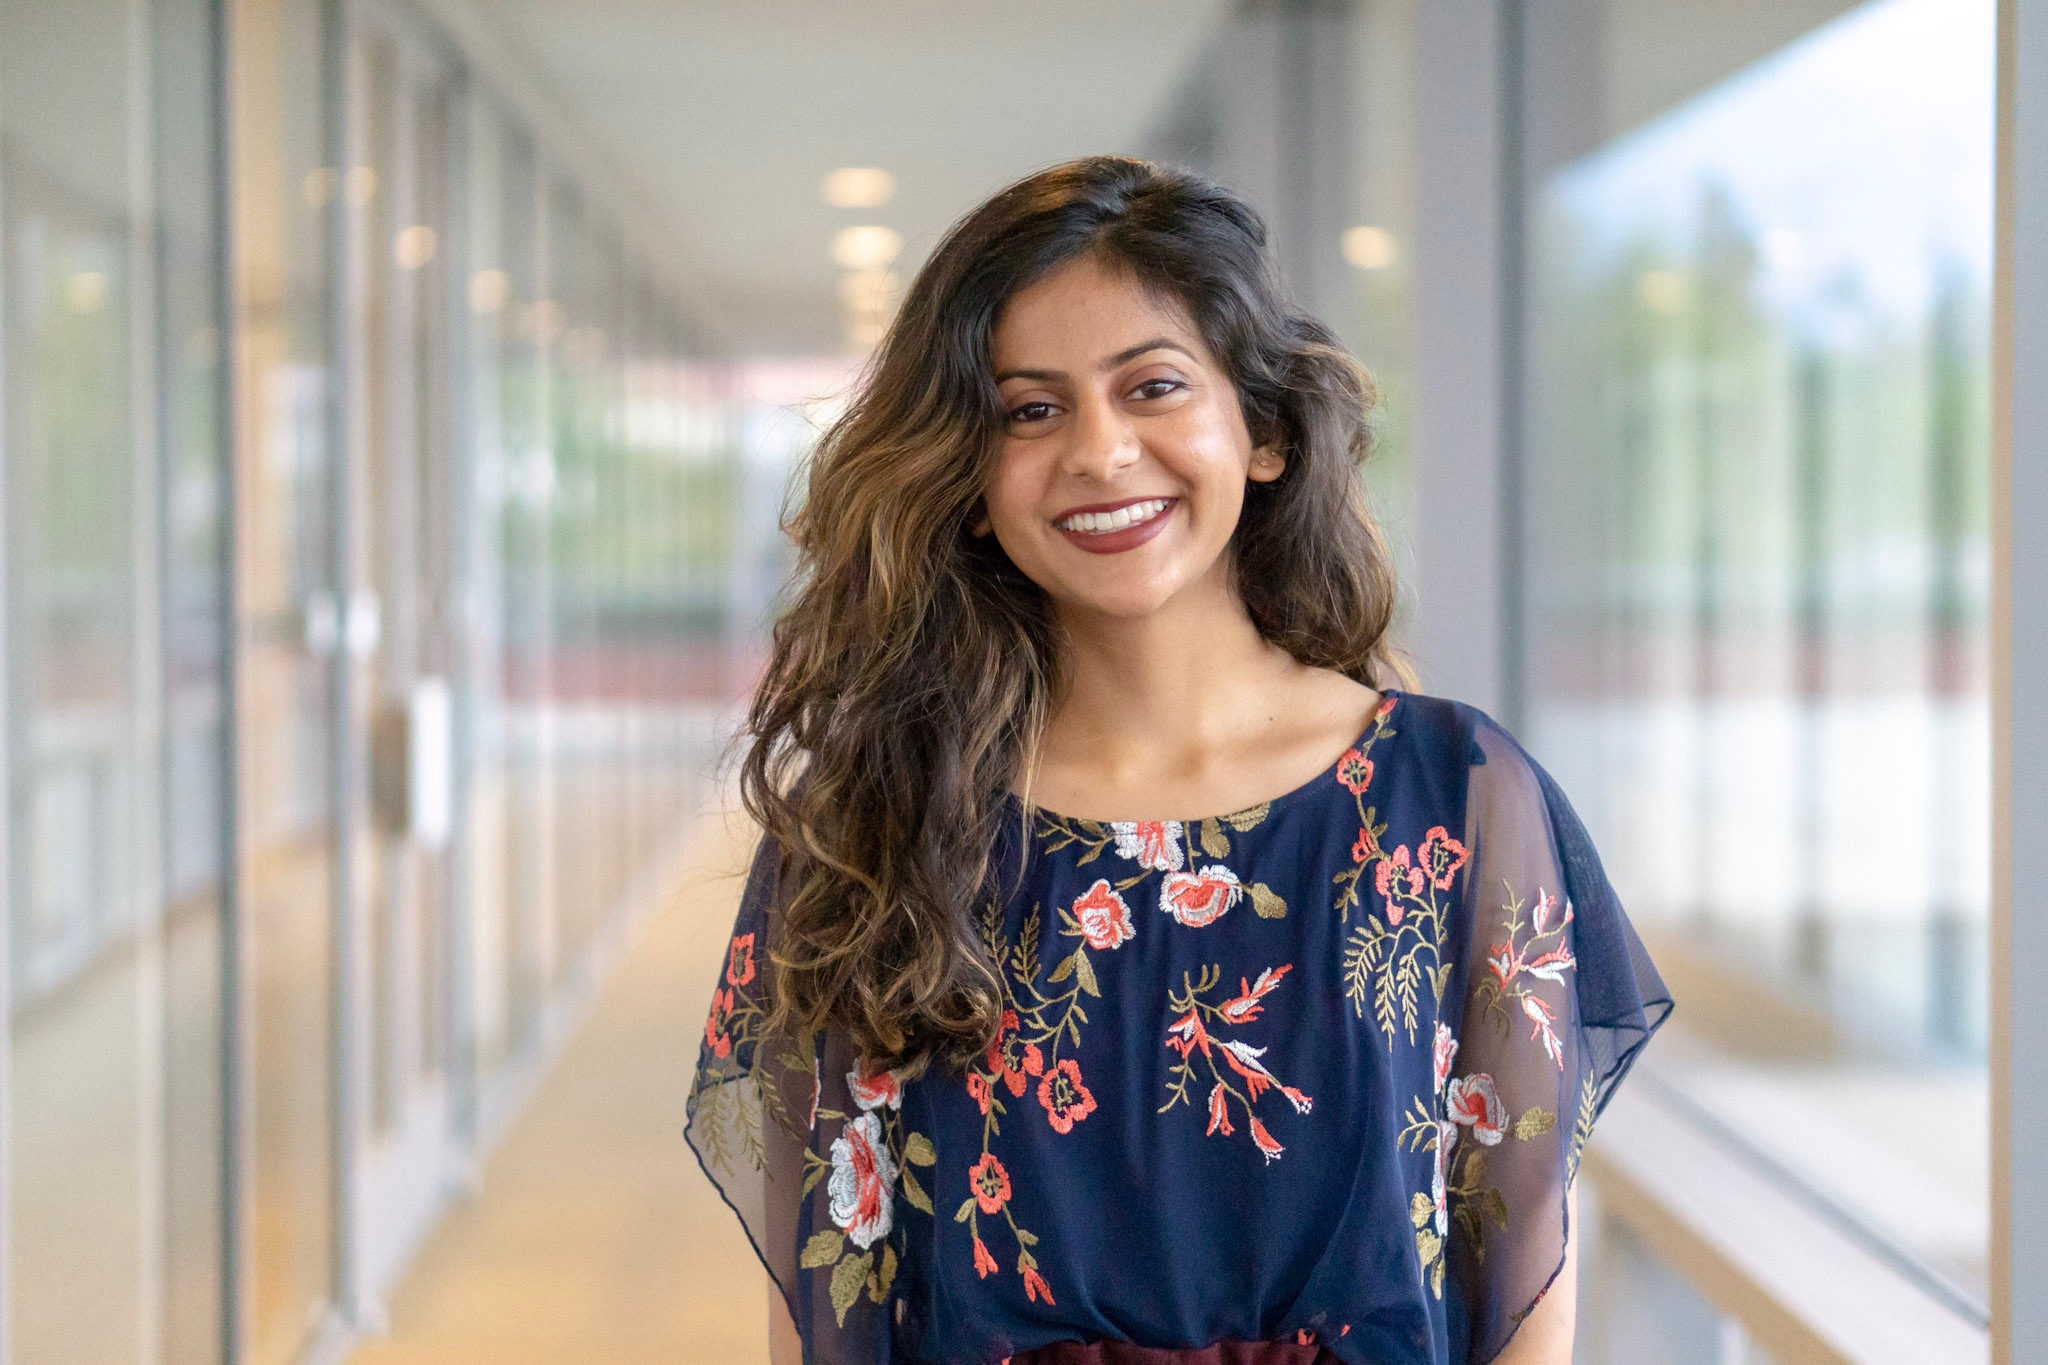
[738,155,1407,1081]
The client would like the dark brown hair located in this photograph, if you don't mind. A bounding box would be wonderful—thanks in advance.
[736,155,1406,1080]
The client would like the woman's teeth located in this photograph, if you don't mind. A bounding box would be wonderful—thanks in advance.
[1055,498,1173,534]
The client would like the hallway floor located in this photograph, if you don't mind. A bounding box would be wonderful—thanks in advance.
[348,807,772,1365]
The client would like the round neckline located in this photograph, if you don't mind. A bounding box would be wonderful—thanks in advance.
[1005,688,1401,829]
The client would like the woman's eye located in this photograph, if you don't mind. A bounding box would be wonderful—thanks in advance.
[1009,401,1056,424]
[1131,378,1184,401]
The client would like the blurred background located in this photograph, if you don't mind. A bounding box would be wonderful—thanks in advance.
[0,0,2026,1361]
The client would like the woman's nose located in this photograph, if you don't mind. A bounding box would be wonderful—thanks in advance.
[1061,394,1139,480]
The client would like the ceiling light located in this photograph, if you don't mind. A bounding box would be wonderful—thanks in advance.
[394,225,437,269]
[821,167,896,209]
[469,269,510,314]
[1341,226,1398,270]
[831,225,901,271]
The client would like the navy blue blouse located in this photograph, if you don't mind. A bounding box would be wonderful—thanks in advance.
[686,690,1672,1364]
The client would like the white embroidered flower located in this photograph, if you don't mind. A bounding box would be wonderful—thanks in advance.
[1159,864,1243,927]
[1111,819,1185,872]
[827,1111,897,1249]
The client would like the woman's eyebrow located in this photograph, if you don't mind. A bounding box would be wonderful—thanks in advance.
[994,338,1196,385]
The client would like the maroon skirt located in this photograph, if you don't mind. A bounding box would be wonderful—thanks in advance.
[1008,1340,1342,1365]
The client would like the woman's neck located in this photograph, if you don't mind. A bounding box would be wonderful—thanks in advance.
[1042,563,1303,769]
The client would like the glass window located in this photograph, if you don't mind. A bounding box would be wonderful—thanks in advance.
[1524,0,1994,1305]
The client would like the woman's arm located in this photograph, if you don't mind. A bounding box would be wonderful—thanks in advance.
[769,1280,801,1365]
[1491,1177,1580,1364]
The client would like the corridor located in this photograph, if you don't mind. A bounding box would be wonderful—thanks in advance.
[346,806,769,1365]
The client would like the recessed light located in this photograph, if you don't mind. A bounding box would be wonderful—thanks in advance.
[831,225,901,271]
[1342,226,1397,271]
[394,225,437,269]
[822,167,896,209]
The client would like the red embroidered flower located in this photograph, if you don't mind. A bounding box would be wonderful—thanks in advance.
[987,1008,1044,1097]
[967,1071,992,1115]
[1419,825,1469,890]
[1350,829,1374,864]
[1433,1020,1458,1095]
[1376,695,1397,720]
[1523,994,1564,1069]
[725,932,755,987]
[703,987,734,1059]
[1036,1057,1097,1134]
[1072,879,1135,951]
[848,1066,902,1112]
[1206,1082,1234,1136]
[1374,844,1423,902]
[1218,964,1291,1024]
[972,1235,999,1279]
[1111,819,1184,872]
[1446,1073,1506,1145]
[1165,1008,1212,1059]
[1249,1115,1284,1163]
[1219,1038,1279,1102]
[1022,1265,1057,1305]
[1337,749,1374,794]
[1160,864,1243,927]
[826,1111,897,1249]
[969,1151,1012,1214]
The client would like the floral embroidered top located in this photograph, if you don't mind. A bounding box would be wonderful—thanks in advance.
[686,690,1673,1365]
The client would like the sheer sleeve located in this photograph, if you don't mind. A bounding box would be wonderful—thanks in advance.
[1441,715,1673,1362]
[684,829,906,1364]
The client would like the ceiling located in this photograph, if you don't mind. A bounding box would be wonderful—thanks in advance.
[472,0,1233,354]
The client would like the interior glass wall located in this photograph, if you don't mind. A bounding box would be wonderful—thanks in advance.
[2,0,736,1357]
[1522,0,1994,1312]
[2,0,230,1359]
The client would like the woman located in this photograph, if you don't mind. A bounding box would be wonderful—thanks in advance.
[686,156,1671,1365]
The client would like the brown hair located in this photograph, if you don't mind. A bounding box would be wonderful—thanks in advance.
[736,155,1407,1080]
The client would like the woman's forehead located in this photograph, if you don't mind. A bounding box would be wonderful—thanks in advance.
[990,257,1204,372]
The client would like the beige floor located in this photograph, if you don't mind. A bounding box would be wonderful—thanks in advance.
[348,807,773,1365]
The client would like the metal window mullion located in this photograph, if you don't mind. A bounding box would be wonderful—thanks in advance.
[0,26,13,1365]
[1994,4,2048,1362]
[323,0,365,1332]
[208,0,244,1360]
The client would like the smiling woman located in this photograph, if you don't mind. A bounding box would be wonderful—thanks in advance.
[684,157,1670,1365]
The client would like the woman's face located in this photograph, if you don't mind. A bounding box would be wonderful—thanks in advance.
[973,252,1281,622]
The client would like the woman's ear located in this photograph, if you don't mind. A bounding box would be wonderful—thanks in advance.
[968,501,993,537]
[1247,444,1285,483]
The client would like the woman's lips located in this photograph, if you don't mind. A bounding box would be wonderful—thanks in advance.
[1055,498,1177,555]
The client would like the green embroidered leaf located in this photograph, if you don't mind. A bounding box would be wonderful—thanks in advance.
[1072,948,1100,998]
[1484,1187,1509,1229]
[800,1229,845,1268]
[900,1166,933,1214]
[1410,1191,1434,1229]
[830,1250,872,1325]
[953,1197,976,1223]
[1016,1246,1038,1272]
[801,1162,826,1198]
[1415,1226,1441,1267]
[869,1244,897,1303]
[903,1132,936,1166]
[1249,882,1287,919]
[816,1107,847,1123]
[1513,1106,1557,1141]
[1047,952,1076,983]
[1224,802,1269,831]
[1199,817,1230,858]
[1430,1257,1445,1298]
[1462,1147,1489,1188]
[1015,1227,1039,1245]
[1431,961,1453,1003]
